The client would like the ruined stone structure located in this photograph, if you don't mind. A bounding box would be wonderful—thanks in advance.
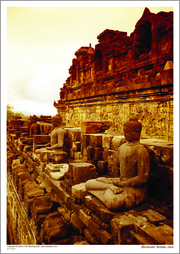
[7,115,173,245]
[54,8,173,141]
[7,8,174,246]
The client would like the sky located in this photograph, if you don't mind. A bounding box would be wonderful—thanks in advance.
[2,2,177,117]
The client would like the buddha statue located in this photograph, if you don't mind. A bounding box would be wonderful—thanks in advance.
[85,117,150,212]
[35,115,64,153]
[30,115,40,136]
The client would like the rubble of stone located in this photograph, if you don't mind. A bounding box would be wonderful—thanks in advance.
[7,116,173,245]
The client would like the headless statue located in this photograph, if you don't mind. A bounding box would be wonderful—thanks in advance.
[85,117,150,212]
[35,115,64,153]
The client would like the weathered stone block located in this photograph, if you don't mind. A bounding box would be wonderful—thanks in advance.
[139,222,173,245]
[33,195,53,215]
[40,150,49,162]
[71,182,87,200]
[89,134,103,147]
[74,151,82,160]
[40,212,72,244]
[57,206,71,222]
[33,135,50,144]
[96,161,108,175]
[69,162,96,183]
[160,146,173,166]
[159,164,173,187]
[70,212,85,235]
[102,134,113,149]
[94,147,103,160]
[72,141,81,152]
[108,150,119,166]
[140,209,166,224]
[102,149,109,162]
[107,164,119,177]
[66,128,81,141]
[50,151,68,164]
[87,146,94,160]
[24,181,44,198]
[81,133,90,147]
[143,144,161,164]
[111,136,125,150]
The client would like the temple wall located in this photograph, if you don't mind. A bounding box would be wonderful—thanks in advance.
[54,8,173,142]
[58,97,173,141]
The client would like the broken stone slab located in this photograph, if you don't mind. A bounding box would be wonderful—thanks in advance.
[45,163,69,173]
[81,121,112,133]
[57,206,72,222]
[45,163,69,180]
[33,194,53,215]
[71,182,87,200]
[139,222,173,245]
[110,213,148,244]
[140,209,166,224]
[40,212,72,244]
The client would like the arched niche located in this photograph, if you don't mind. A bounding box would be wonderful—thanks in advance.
[94,49,103,72]
[134,21,152,60]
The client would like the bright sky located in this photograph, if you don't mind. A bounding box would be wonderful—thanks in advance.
[2,2,176,117]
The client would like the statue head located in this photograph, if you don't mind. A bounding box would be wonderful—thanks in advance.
[51,115,62,127]
[123,117,142,142]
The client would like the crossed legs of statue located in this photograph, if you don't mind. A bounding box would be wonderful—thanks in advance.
[85,179,147,212]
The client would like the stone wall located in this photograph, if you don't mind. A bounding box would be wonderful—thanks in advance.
[54,8,173,141]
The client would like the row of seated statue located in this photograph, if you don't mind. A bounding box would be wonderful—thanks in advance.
[34,114,150,212]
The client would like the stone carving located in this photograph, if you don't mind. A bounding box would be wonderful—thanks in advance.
[35,115,67,163]
[85,117,150,211]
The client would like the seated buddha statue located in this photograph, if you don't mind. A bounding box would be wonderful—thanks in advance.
[35,115,64,153]
[85,117,150,212]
